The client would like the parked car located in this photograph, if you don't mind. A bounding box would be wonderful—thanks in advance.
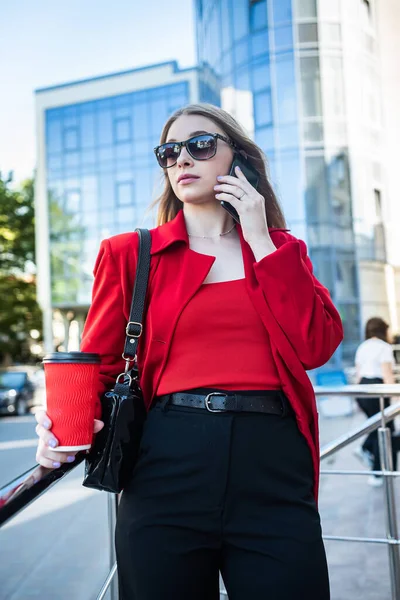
[0,369,36,416]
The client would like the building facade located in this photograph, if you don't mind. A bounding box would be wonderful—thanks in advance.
[194,0,400,365]
[35,61,219,352]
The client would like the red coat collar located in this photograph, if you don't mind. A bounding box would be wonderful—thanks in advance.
[150,208,288,255]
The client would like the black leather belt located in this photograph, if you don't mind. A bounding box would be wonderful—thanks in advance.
[156,390,294,417]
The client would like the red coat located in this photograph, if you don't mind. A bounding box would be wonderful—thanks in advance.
[81,208,343,503]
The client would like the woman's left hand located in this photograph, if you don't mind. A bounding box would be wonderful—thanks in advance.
[214,165,274,247]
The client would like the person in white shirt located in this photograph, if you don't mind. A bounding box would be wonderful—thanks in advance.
[354,317,397,486]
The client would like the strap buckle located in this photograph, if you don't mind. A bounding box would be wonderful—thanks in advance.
[126,321,143,338]
[204,392,227,413]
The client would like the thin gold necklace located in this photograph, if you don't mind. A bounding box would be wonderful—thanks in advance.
[188,223,236,239]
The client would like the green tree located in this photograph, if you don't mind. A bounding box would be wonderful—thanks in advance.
[0,175,42,364]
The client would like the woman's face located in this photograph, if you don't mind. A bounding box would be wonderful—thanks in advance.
[164,114,235,207]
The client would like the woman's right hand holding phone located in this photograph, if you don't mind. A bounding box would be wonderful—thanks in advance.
[35,410,104,469]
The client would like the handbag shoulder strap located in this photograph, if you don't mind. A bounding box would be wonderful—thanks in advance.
[122,228,152,361]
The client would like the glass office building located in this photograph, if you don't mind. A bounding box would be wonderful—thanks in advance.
[194,0,396,365]
[35,61,219,351]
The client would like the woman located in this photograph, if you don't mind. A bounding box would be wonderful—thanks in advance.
[35,104,343,599]
[355,317,397,487]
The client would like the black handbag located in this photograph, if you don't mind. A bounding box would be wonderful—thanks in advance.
[82,228,151,493]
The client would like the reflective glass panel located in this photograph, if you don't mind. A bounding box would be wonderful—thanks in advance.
[275,55,297,123]
[115,117,132,143]
[116,181,134,207]
[255,126,274,153]
[250,0,268,31]
[221,0,231,51]
[232,0,249,40]
[300,56,322,117]
[298,23,318,43]
[274,26,293,50]
[47,117,62,153]
[293,0,317,18]
[64,127,79,151]
[81,112,96,148]
[234,39,250,66]
[97,110,113,145]
[272,0,292,24]
[254,90,273,127]
[252,59,270,92]
[251,30,269,57]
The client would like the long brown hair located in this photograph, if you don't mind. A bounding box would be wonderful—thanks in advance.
[148,103,287,229]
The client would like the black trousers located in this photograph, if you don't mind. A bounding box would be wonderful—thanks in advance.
[356,377,398,472]
[115,392,330,600]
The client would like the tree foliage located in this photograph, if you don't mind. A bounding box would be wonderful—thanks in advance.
[0,175,42,364]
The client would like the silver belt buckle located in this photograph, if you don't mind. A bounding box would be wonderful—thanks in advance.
[204,392,227,413]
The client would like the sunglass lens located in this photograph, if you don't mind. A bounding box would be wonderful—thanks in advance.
[157,143,180,167]
[187,135,217,160]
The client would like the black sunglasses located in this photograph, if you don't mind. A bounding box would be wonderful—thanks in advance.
[154,132,236,168]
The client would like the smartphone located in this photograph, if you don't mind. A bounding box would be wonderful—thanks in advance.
[220,155,260,223]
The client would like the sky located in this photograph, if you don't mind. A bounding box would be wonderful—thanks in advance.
[0,0,196,183]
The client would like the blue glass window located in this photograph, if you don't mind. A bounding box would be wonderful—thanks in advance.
[82,176,98,212]
[98,146,113,163]
[98,173,114,210]
[114,117,132,143]
[276,152,303,220]
[47,117,62,153]
[81,112,96,148]
[254,90,273,127]
[133,103,148,140]
[250,0,268,32]
[97,110,113,145]
[150,98,169,137]
[272,0,292,24]
[116,181,134,206]
[115,143,131,161]
[64,151,79,168]
[275,55,297,123]
[234,39,249,66]
[252,58,270,92]
[274,25,294,50]
[221,0,231,51]
[255,126,274,152]
[64,189,81,214]
[221,52,234,76]
[235,66,251,90]
[277,124,299,149]
[64,127,79,151]
[233,1,249,41]
[251,30,269,57]
[47,155,62,172]
[116,206,136,228]
[81,148,96,166]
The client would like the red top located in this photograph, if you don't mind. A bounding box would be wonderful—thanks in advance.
[157,277,281,395]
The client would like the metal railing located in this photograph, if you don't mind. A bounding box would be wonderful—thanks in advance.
[1,384,400,600]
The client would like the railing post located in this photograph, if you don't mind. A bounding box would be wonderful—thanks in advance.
[108,493,119,600]
[378,396,400,600]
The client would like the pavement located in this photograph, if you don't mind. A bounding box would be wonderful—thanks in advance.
[0,395,399,600]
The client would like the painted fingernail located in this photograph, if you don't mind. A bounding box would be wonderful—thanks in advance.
[217,175,223,180]
[67,455,75,463]
[48,439,57,448]
[43,419,51,429]
[52,461,61,468]
[236,165,241,171]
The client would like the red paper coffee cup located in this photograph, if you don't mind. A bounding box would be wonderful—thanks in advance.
[42,352,101,452]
